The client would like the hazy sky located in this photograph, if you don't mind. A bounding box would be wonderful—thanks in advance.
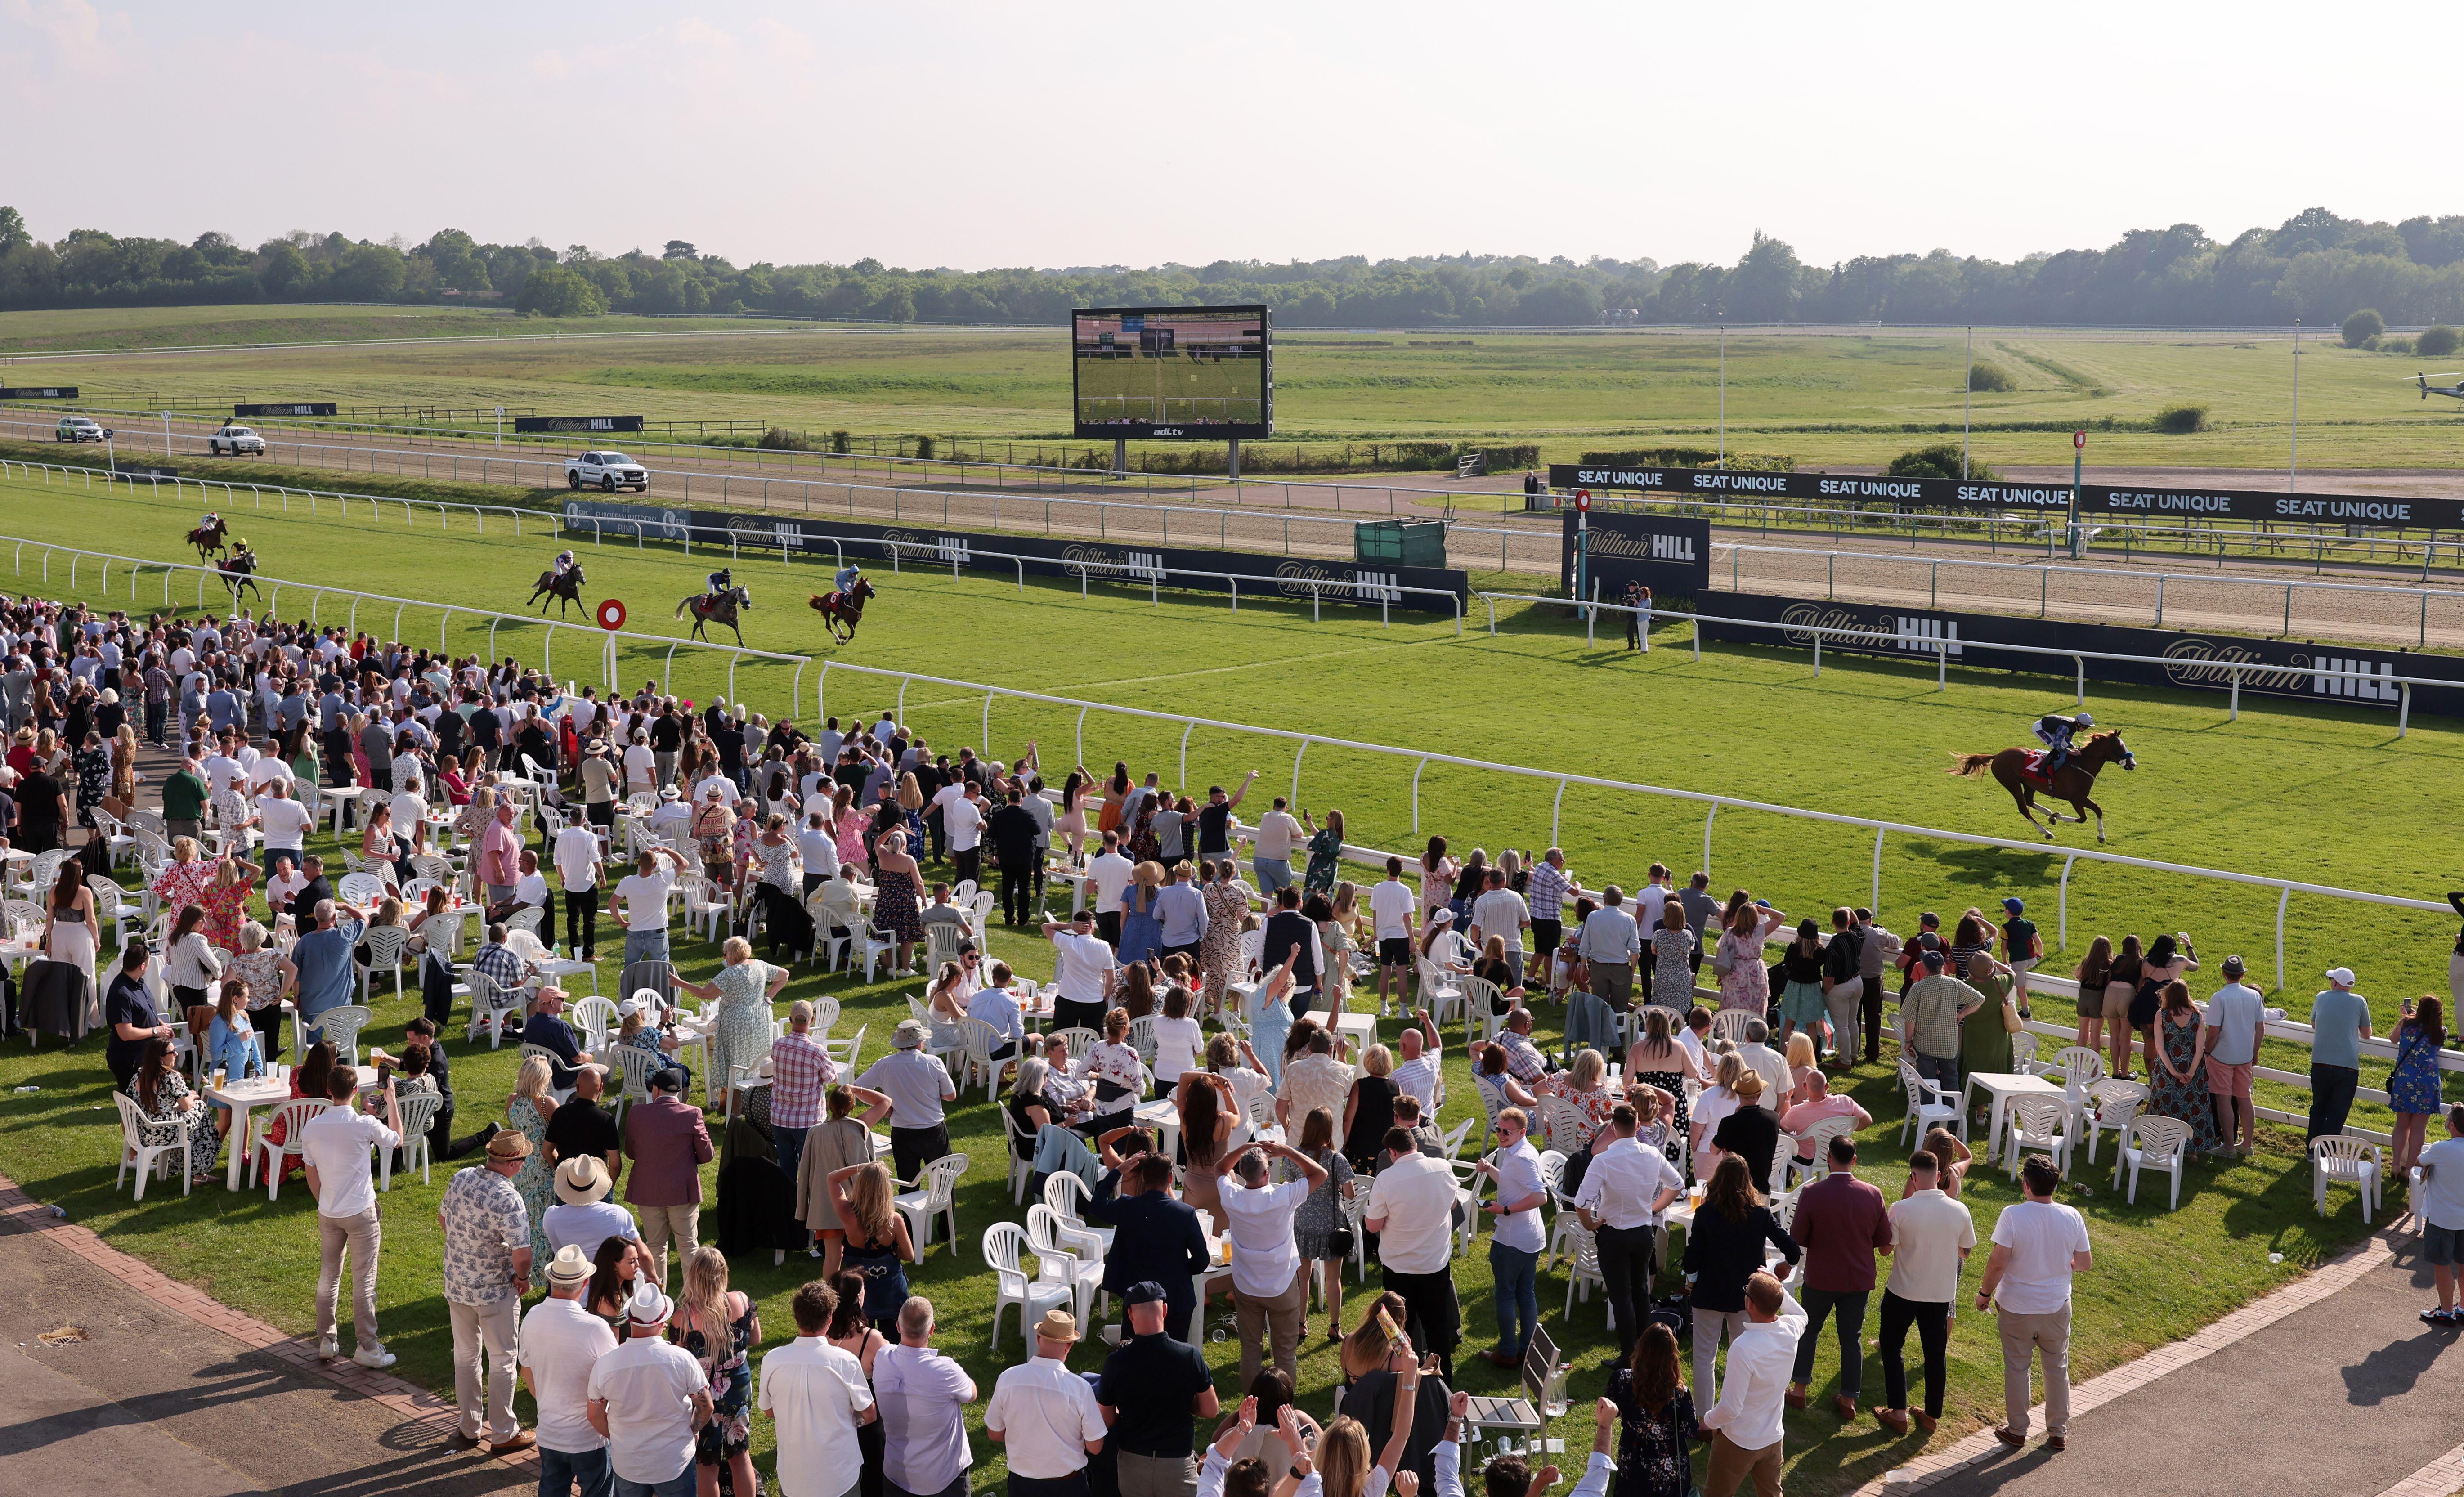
[9,1,2454,272]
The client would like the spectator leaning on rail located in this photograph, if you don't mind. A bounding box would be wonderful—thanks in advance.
[2307,965,2373,1143]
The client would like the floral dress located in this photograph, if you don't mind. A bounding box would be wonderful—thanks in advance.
[1604,1370,1699,1497]
[874,866,924,943]
[72,744,110,831]
[509,1094,553,1268]
[198,875,255,952]
[1199,881,1250,1010]
[675,1293,757,1463]
[1628,1052,1693,1164]
[1292,1146,1356,1260]
[1542,1076,1617,1152]
[1716,917,1778,1013]
[750,837,800,897]
[151,857,216,919]
[1649,927,1694,1010]
[1304,827,1342,893]
[2148,1011,2222,1154]
[711,959,779,1092]
[2389,1018,2446,1116]
[133,1071,222,1182]
[834,807,872,868]
[1080,1040,1147,1118]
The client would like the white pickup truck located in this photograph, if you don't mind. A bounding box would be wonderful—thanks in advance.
[566,451,650,493]
[207,424,267,455]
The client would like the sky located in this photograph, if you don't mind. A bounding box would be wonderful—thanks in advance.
[8,0,2457,273]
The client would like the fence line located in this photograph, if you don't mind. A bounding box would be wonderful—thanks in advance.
[1474,590,2449,736]
[0,534,819,717]
[798,658,2450,997]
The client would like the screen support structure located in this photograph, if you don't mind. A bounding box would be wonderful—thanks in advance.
[1228,439,1241,481]
[1113,438,1128,477]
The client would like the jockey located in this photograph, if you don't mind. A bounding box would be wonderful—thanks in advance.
[2032,710,2093,773]
[551,548,578,579]
[833,562,862,597]
[704,567,732,604]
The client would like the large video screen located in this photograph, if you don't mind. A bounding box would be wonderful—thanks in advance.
[1072,306,1272,439]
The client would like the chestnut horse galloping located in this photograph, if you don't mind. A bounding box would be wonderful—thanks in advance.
[1949,730,2137,843]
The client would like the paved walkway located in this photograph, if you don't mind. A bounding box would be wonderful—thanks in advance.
[1862,1222,2464,1497]
[0,1176,534,1497]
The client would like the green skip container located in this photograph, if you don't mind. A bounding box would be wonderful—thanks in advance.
[1353,519,1448,568]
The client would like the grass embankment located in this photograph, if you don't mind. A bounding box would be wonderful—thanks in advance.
[0,474,2435,1493]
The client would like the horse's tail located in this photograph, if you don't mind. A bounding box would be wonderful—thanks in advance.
[808,594,830,612]
[673,598,691,619]
[1949,752,1997,777]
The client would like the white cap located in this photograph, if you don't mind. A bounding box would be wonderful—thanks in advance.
[617,997,643,1018]
[2325,966,2356,987]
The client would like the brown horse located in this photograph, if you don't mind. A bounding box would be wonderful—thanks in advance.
[529,564,586,618]
[806,577,876,644]
[1949,730,2136,843]
[186,516,229,564]
[675,584,751,644]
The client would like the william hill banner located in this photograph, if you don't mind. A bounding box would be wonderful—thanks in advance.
[1559,511,1709,602]
[561,498,1468,615]
[1698,591,2464,719]
[1545,464,2464,531]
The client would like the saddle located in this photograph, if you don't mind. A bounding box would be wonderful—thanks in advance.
[819,590,844,611]
[2018,749,2055,788]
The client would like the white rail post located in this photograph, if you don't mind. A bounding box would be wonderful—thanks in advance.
[1486,598,1497,636]
[2154,574,2165,627]
[1813,634,1821,678]
[1701,802,1719,876]
[1551,776,1568,846]
[1411,756,1428,834]
[489,618,500,658]
[2230,671,2240,721]
[896,676,909,721]
[2275,885,2291,994]
[2400,682,2411,739]
[1291,739,1309,806]
[1178,722,1195,790]
[793,659,810,721]
[1870,827,1885,914]
[2058,854,2076,950]
[981,690,993,754]
[1937,640,1947,693]
[728,654,737,704]
[1074,705,1087,766]
[2075,656,2084,707]
[663,640,677,693]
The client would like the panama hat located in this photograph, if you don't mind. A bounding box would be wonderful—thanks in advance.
[553,1155,613,1205]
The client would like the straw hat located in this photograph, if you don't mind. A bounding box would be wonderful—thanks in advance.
[544,1244,593,1287]
[1035,1309,1081,1343]
[485,1129,533,1162]
[553,1155,613,1205]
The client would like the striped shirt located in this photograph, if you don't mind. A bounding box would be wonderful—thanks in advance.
[1526,861,1572,921]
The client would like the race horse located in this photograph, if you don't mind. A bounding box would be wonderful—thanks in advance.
[529,563,587,618]
[806,577,876,644]
[218,549,263,605]
[675,583,752,645]
[187,516,229,564]
[1950,730,2137,843]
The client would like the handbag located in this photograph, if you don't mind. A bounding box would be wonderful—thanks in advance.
[1327,1224,1356,1259]
[1711,939,1735,979]
[2002,994,2025,1034]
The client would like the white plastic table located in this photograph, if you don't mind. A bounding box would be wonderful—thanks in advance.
[1967,1071,2067,1162]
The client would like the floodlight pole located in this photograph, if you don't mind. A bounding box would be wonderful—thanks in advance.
[1716,315,1727,468]
[1962,325,1972,480]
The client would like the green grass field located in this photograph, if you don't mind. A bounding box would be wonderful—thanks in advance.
[0,472,2439,1493]
[10,309,2464,473]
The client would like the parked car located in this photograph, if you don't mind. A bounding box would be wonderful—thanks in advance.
[566,451,650,493]
[55,416,110,443]
[207,424,267,456]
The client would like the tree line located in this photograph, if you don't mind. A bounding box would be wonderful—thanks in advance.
[4,205,2464,328]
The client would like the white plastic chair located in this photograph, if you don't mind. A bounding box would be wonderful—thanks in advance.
[465,968,524,1049]
[338,871,388,908]
[90,808,139,870]
[385,1091,444,1188]
[2050,1045,2107,1088]
[89,874,144,950]
[1126,1014,1160,1066]
[1458,975,1506,1046]
[112,1092,196,1201]
[504,904,547,939]
[681,875,731,946]
[807,889,859,971]
[1044,1171,1117,1256]
[2003,1096,2075,1179]
[2114,1115,2191,1209]
[613,1044,663,1124]
[893,1152,968,1256]
[2080,1080,2149,1164]
[967,889,996,934]
[1026,1203,1107,1326]
[1788,1115,1857,1190]
[2312,1135,2383,1223]
[983,1222,1072,1355]
[2007,1031,2043,1076]
[999,1103,1038,1203]
[521,1043,578,1105]
[358,924,411,1003]
[806,995,842,1038]
[1896,1060,1964,1145]
[1559,1220,1609,1332]
[923,922,968,974]
[571,995,618,1053]
[957,1016,1019,1101]
[1709,1009,1759,1049]
[255,1096,332,1199]
[856,920,904,983]
[308,1004,373,1068]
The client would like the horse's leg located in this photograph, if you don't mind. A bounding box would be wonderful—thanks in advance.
[2009,784,2053,840]
[2078,795,2106,843]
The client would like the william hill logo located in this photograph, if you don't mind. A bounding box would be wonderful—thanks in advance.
[1588,528,1698,562]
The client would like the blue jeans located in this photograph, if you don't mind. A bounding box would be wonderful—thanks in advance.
[623,929,671,967]
[539,1445,614,1497]
[1253,857,1292,893]
[775,1125,808,1185]
[1490,1241,1539,1356]
[1913,1053,1959,1096]
[612,1464,696,1497]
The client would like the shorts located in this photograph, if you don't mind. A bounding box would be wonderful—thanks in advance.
[1530,917,1563,958]
[2101,981,2135,1024]
[1378,937,1413,968]
[2427,1222,2464,1268]
[2204,1057,2253,1098]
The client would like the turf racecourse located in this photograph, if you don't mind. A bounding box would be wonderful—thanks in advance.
[0,472,2430,1493]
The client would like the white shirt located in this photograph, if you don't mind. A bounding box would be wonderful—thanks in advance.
[1389,1053,1439,1115]
[201,753,244,796]
[1151,1014,1202,1085]
[390,790,428,843]
[696,773,740,806]
[1636,883,1671,935]
[1698,1287,1805,1452]
[1487,1138,1550,1252]
[1988,1199,2091,1313]
[623,741,656,788]
[1885,1188,1977,1303]
[758,1337,878,1496]
[554,825,604,892]
[256,794,314,851]
[587,1334,711,1484]
[1218,1174,1312,1297]
[1470,887,1530,952]
[247,756,295,792]
[2419,1136,2464,1232]
[1573,1134,1682,1232]
[514,870,550,908]
[1089,851,1135,912]
[797,825,840,879]
[1369,879,1417,942]
[943,794,985,852]
[614,870,676,932]
[299,1105,398,1219]
[1735,1042,1789,1113]
[1366,1152,1458,1275]
[520,1295,619,1454]
[1049,929,1116,1004]
[1252,809,1304,860]
[981,1354,1107,1480]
